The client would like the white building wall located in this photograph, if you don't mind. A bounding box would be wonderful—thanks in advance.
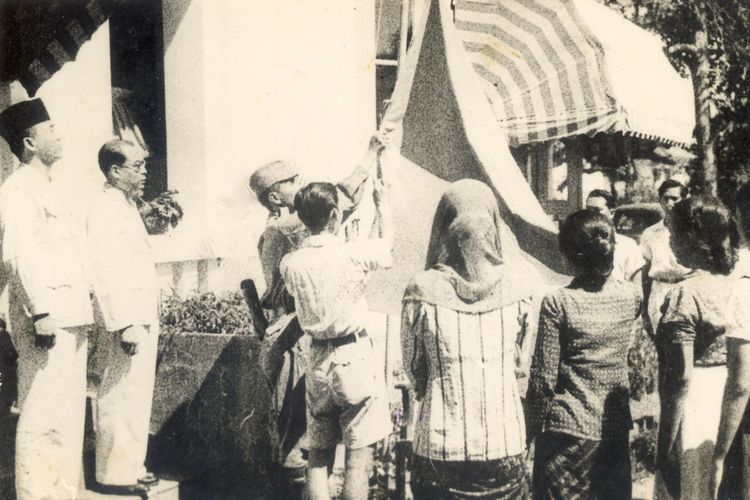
[6,23,113,222]
[162,0,377,293]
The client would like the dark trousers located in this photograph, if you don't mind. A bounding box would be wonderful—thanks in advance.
[411,454,528,499]
[532,431,630,500]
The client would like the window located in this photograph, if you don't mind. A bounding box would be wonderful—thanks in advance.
[375,0,414,124]
[109,0,167,200]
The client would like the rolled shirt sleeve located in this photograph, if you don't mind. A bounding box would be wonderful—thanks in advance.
[657,285,698,345]
[349,238,392,271]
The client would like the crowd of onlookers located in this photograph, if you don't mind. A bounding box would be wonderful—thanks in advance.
[254,130,750,500]
[7,93,750,500]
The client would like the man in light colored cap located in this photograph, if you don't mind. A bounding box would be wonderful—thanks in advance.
[0,98,95,500]
[252,132,388,498]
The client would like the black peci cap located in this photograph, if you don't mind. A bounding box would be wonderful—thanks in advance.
[0,98,51,147]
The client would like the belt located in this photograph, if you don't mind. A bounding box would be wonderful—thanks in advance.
[652,276,683,284]
[311,330,367,348]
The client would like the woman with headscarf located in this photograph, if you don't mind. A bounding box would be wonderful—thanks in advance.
[527,209,641,500]
[401,179,539,499]
[653,196,739,500]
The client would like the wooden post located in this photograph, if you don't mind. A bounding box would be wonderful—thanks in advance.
[566,139,584,209]
[694,27,716,195]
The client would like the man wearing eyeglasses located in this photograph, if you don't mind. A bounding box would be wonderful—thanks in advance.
[85,138,160,495]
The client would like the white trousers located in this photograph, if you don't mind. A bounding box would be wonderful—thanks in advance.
[13,323,90,500]
[89,325,158,485]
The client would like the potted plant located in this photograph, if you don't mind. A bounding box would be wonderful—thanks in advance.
[147,291,271,489]
[138,191,184,235]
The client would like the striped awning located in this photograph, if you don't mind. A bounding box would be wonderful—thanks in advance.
[453,0,695,146]
[0,0,121,96]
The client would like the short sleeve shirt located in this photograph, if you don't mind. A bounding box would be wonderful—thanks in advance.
[640,221,691,281]
[280,233,391,339]
[726,247,750,342]
[613,233,646,281]
[658,271,735,366]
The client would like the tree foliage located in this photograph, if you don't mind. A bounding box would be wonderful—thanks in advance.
[600,0,750,201]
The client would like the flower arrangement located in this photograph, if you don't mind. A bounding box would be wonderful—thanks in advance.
[138,190,184,235]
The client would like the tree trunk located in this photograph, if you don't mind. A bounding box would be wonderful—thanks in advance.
[694,28,717,195]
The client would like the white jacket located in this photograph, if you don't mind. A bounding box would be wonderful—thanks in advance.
[0,162,93,328]
[87,184,158,331]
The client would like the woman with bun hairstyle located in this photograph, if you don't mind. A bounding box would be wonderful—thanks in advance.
[527,209,642,500]
[654,196,739,500]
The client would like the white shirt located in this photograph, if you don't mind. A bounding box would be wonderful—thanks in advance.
[726,247,750,341]
[613,233,645,281]
[280,233,391,339]
[640,220,692,281]
[87,184,158,331]
[0,161,93,327]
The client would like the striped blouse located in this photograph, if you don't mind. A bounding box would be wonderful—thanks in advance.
[402,300,530,462]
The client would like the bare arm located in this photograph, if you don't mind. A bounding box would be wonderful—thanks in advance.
[714,338,750,457]
[656,334,692,500]
[657,340,692,459]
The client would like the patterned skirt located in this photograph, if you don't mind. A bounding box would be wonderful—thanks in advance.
[532,431,631,500]
[411,454,528,499]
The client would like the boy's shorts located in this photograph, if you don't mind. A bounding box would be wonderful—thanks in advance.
[306,331,391,450]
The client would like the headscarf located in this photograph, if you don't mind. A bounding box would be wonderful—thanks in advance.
[403,179,542,312]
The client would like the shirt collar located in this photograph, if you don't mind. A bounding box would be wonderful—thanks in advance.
[104,182,138,207]
[21,157,52,182]
[736,246,750,279]
[302,232,339,248]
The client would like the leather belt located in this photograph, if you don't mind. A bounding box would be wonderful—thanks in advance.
[311,330,367,348]
[652,276,683,284]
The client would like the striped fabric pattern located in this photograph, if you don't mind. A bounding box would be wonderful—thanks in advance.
[454,0,618,145]
[0,0,120,96]
[405,300,528,461]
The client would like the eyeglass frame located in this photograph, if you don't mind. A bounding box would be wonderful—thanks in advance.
[116,159,148,173]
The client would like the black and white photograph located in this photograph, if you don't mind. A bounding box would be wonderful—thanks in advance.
[0,0,749,498]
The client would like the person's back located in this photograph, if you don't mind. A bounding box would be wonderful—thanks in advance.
[402,180,536,499]
[529,276,640,439]
[281,181,392,500]
[528,209,641,500]
[281,234,388,339]
[404,285,528,461]
[654,196,739,500]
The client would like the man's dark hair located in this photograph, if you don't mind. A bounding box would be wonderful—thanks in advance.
[671,196,738,275]
[294,182,339,233]
[587,189,615,210]
[658,179,688,199]
[559,209,615,284]
[98,139,135,176]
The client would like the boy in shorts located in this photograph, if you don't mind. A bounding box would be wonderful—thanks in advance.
[280,180,392,500]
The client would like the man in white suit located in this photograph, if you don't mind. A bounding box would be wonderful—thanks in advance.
[86,138,160,496]
[0,98,95,500]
